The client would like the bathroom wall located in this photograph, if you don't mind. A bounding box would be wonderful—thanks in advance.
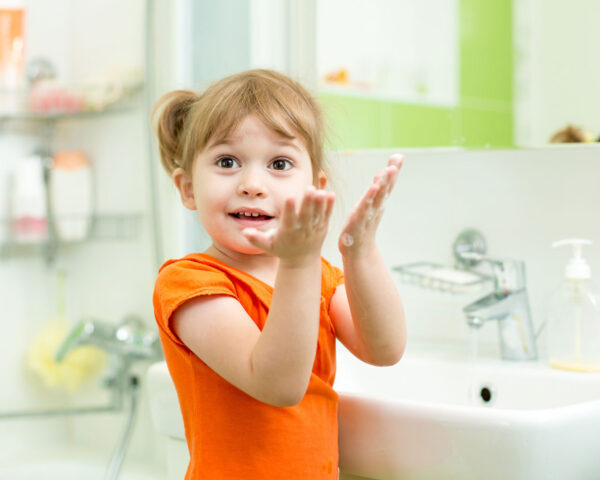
[0,0,168,473]
[524,0,600,145]
[321,145,600,357]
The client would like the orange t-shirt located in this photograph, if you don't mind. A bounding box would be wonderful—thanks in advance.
[153,253,344,479]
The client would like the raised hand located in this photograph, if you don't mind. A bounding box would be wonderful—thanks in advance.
[242,186,336,265]
[338,154,403,256]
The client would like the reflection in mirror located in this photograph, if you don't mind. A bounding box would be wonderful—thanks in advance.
[317,0,600,150]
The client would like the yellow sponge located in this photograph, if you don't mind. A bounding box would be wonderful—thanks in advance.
[27,321,108,392]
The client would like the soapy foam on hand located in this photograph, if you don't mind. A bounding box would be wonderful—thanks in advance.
[341,233,354,247]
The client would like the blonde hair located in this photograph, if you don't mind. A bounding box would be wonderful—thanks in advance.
[151,69,326,182]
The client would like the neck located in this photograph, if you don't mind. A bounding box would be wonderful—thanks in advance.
[203,244,280,286]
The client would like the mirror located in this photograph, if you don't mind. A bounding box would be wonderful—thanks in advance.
[187,1,600,151]
[316,0,600,150]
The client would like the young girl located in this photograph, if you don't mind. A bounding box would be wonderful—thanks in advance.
[152,69,406,479]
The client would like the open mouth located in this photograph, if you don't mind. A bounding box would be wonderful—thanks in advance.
[229,212,274,221]
[229,210,275,227]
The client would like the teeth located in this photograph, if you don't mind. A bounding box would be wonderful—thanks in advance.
[240,212,260,217]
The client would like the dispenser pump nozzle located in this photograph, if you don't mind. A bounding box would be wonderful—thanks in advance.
[552,238,592,280]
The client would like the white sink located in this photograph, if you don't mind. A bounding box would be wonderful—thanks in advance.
[146,342,600,480]
[336,342,600,480]
[146,362,184,440]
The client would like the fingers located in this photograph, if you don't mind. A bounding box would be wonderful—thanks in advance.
[385,153,403,194]
[388,153,404,169]
[298,186,317,227]
[242,227,274,251]
[349,153,404,227]
[280,196,298,231]
[370,153,404,208]
[296,186,335,231]
[252,186,334,256]
[321,190,335,228]
[311,189,335,230]
[386,153,403,188]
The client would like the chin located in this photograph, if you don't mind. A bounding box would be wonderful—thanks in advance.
[215,239,268,256]
[237,245,267,255]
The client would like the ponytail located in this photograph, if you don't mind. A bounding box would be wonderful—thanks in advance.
[151,90,198,174]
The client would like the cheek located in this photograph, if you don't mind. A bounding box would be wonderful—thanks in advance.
[193,175,227,205]
[191,184,220,223]
[287,173,315,200]
[281,164,314,188]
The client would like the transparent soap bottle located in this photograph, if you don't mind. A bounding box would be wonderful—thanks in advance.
[547,239,600,372]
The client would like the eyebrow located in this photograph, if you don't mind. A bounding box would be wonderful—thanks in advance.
[208,137,301,151]
[273,138,301,151]
[207,138,232,149]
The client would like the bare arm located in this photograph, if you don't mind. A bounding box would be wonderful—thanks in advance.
[331,155,407,365]
[173,187,335,407]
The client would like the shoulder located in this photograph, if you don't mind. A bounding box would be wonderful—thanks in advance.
[157,254,235,288]
[154,254,238,320]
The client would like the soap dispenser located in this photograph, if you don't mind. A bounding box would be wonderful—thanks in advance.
[547,239,600,372]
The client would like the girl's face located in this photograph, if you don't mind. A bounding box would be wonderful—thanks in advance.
[174,114,317,257]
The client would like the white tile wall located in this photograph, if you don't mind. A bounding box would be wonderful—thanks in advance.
[322,145,600,355]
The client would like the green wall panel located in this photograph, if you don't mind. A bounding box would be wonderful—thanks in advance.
[319,95,384,150]
[457,107,514,148]
[384,103,455,148]
[320,94,454,150]
[459,0,513,102]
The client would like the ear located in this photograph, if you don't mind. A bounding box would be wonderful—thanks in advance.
[172,168,197,210]
[316,170,328,190]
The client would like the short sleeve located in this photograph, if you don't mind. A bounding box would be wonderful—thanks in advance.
[320,257,344,308]
[153,257,237,345]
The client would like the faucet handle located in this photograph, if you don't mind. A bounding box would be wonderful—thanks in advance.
[458,252,526,292]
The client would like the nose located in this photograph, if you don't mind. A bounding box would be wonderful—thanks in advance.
[237,168,266,198]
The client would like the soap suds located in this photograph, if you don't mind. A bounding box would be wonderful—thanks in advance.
[341,233,354,247]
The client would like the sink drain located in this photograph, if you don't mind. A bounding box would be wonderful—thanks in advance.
[469,383,496,406]
[479,386,493,403]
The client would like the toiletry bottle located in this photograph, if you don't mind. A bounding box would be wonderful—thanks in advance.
[547,239,600,372]
[10,155,48,243]
[48,151,93,242]
[49,151,93,242]
[0,1,26,113]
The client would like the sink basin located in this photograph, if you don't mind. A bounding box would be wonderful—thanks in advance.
[335,342,600,480]
[146,362,184,440]
[146,342,600,480]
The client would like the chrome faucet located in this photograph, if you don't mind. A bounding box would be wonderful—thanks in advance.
[55,315,162,362]
[461,254,538,361]
[50,314,161,480]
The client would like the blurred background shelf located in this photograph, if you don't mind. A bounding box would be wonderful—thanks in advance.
[0,213,143,258]
[0,83,144,124]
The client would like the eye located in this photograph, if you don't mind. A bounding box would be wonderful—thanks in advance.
[216,156,240,169]
[270,158,292,171]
